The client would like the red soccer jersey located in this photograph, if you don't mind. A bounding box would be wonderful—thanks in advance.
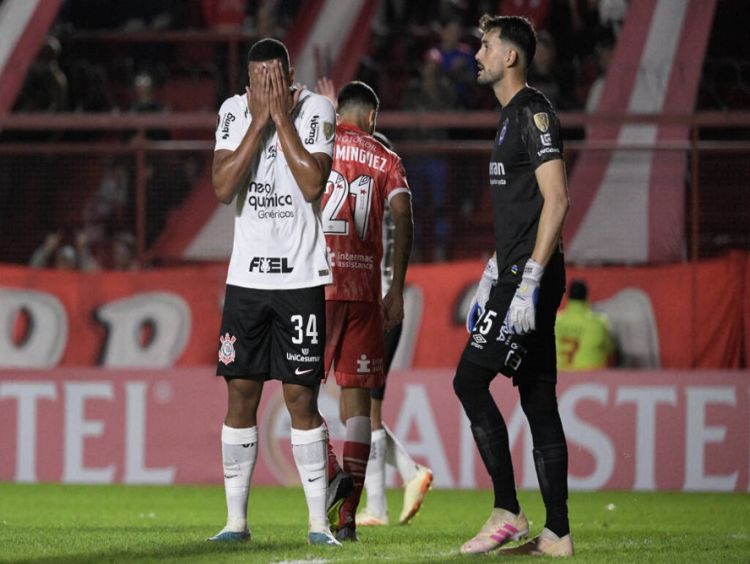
[323,123,410,302]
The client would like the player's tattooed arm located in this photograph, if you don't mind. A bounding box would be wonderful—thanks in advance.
[382,192,413,330]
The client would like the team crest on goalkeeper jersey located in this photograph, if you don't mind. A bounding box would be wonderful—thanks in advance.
[533,112,549,132]
[218,333,237,365]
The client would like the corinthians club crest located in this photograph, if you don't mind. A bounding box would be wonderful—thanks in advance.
[218,333,237,365]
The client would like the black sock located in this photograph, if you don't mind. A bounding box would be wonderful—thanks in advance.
[454,357,519,514]
[520,380,570,537]
[533,444,569,536]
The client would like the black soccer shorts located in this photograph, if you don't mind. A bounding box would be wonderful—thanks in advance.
[461,257,564,384]
[216,284,326,386]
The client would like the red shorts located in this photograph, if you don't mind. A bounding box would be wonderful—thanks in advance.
[325,300,385,388]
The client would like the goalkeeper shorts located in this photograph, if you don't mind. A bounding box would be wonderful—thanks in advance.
[461,258,564,384]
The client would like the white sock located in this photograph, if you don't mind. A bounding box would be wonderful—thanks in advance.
[364,428,387,516]
[291,424,329,532]
[383,423,418,483]
[221,425,258,531]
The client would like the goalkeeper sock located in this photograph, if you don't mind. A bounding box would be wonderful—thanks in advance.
[454,357,519,514]
[384,423,418,484]
[340,416,371,525]
[364,428,387,517]
[221,425,258,531]
[534,444,570,537]
[291,425,329,531]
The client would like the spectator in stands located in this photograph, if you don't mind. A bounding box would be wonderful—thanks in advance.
[130,72,171,140]
[111,231,139,270]
[528,30,579,110]
[126,72,174,245]
[29,230,99,271]
[555,279,616,371]
[436,17,477,108]
[29,231,65,269]
[84,157,131,237]
[14,36,70,114]
[584,30,615,114]
[598,0,628,37]
[400,47,460,261]
[11,35,70,142]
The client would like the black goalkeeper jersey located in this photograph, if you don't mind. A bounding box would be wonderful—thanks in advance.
[488,86,564,283]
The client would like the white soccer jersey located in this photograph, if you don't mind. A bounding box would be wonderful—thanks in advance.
[215,89,335,289]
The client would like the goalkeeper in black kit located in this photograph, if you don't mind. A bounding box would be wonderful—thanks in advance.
[453,14,573,557]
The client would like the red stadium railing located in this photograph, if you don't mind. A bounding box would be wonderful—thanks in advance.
[1,111,748,266]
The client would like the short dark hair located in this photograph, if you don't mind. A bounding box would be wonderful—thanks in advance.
[247,38,290,72]
[337,81,380,114]
[479,14,536,68]
[569,279,588,301]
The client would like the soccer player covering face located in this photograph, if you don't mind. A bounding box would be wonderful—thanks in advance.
[321,81,413,541]
[209,38,340,546]
[453,15,573,556]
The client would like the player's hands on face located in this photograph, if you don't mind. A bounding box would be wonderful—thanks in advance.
[268,59,293,124]
[382,289,404,332]
[246,63,270,126]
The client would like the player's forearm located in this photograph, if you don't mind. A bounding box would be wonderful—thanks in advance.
[389,210,413,292]
[531,160,570,267]
[274,117,328,201]
[531,186,569,267]
[212,122,266,204]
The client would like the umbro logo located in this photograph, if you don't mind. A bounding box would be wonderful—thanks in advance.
[472,334,487,344]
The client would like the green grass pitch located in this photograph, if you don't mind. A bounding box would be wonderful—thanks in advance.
[1,483,748,563]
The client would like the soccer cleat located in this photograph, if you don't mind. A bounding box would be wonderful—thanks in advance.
[498,527,574,557]
[399,465,433,525]
[459,508,529,554]
[206,527,251,542]
[307,529,342,546]
[326,469,353,529]
[335,524,359,542]
[356,509,389,526]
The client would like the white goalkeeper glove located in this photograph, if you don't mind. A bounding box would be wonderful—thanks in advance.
[466,256,498,332]
[506,258,544,335]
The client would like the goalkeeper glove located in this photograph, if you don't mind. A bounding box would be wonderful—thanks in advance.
[466,256,498,332]
[506,258,544,335]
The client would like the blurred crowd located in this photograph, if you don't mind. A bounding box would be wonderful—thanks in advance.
[15,0,625,117]
[10,0,749,267]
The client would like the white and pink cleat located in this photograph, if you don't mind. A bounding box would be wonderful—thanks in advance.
[459,508,529,555]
